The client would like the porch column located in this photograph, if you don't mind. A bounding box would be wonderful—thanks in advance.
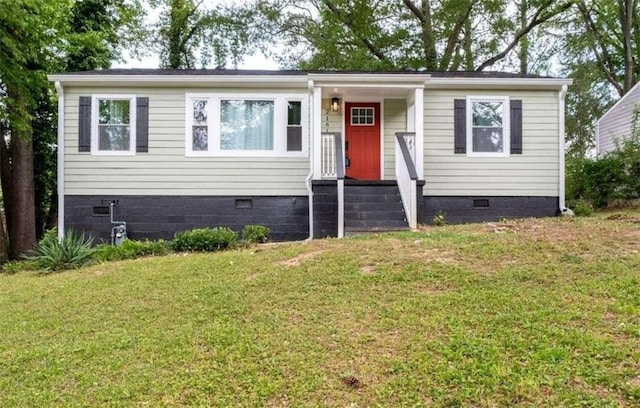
[312,86,323,179]
[414,87,424,179]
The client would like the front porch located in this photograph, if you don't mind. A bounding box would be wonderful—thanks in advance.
[308,74,428,238]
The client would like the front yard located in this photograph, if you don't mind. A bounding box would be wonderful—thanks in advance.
[1,213,639,406]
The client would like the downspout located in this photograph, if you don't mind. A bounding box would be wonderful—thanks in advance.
[558,84,568,212]
[305,79,315,241]
[54,81,65,239]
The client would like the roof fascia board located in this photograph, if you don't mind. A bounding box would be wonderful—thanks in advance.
[308,73,430,86]
[596,80,640,126]
[47,74,310,86]
[425,77,573,89]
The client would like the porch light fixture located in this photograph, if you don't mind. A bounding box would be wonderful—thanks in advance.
[331,97,340,112]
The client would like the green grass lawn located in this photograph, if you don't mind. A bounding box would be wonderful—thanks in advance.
[1,213,639,407]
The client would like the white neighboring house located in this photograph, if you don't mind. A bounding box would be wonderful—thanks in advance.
[597,81,640,156]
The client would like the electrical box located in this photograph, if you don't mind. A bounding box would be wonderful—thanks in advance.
[113,224,127,246]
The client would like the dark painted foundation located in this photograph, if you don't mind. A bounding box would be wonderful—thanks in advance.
[421,196,559,224]
[312,181,338,238]
[65,195,309,243]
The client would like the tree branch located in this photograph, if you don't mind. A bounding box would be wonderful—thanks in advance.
[576,1,623,96]
[320,0,391,63]
[438,2,474,71]
[475,0,574,71]
[402,0,426,23]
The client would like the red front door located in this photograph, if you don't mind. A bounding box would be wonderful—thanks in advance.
[345,102,381,180]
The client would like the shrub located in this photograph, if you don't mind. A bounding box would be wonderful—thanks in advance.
[1,260,39,275]
[567,130,640,208]
[433,211,447,226]
[95,239,172,262]
[572,198,594,217]
[172,227,237,252]
[242,225,271,244]
[25,229,95,272]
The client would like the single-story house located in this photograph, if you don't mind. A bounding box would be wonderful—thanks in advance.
[597,81,640,156]
[48,69,572,242]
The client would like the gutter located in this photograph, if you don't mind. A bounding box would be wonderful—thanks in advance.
[47,74,309,88]
[559,84,568,212]
[305,79,315,241]
[54,81,65,238]
[426,77,573,89]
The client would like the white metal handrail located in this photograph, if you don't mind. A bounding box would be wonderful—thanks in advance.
[395,132,418,229]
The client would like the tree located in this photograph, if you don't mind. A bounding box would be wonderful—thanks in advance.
[570,0,639,97]
[561,0,640,160]
[153,0,260,69]
[0,0,146,259]
[0,0,68,258]
[248,0,574,72]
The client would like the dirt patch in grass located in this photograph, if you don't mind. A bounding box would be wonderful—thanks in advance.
[412,249,458,264]
[276,250,325,267]
[360,265,376,275]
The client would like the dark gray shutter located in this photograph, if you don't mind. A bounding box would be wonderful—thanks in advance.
[454,99,466,153]
[78,96,91,152]
[136,97,149,153]
[510,99,523,154]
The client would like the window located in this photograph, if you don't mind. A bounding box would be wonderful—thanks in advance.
[185,93,307,156]
[221,100,274,150]
[287,101,302,151]
[350,107,374,125]
[466,96,510,157]
[192,100,208,151]
[92,95,136,155]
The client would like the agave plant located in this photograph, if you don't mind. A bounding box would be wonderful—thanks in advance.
[26,229,96,272]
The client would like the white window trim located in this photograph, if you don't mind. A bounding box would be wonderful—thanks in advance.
[185,92,309,158]
[466,95,510,158]
[91,94,137,156]
[349,106,376,126]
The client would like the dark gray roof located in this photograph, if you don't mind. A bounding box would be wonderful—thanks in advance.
[56,68,558,79]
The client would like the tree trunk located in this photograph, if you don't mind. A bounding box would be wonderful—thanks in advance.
[620,0,634,93]
[0,123,10,263]
[0,205,9,263]
[421,1,438,70]
[519,0,529,74]
[463,17,474,70]
[8,133,37,258]
[2,90,37,259]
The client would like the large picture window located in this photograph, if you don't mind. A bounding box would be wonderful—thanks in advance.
[92,95,136,155]
[185,93,307,157]
[220,100,274,150]
[466,96,510,157]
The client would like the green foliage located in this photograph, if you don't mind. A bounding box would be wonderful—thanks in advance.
[571,198,595,217]
[433,211,447,227]
[241,225,271,244]
[25,229,95,272]
[256,0,572,71]
[172,227,238,252]
[94,239,172,262]
[1,260,39,275]
[152,0,257,69]
[567,132,640,208]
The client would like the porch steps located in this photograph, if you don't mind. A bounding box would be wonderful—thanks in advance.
[344,181,409,234]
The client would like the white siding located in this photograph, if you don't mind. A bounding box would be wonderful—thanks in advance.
[320,99,342,133]
[424,89,560,197]
[597,83,640,155]
[383,99,407,180]
[64,87,310,196]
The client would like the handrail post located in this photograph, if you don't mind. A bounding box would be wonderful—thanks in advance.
[334,133,345,237]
